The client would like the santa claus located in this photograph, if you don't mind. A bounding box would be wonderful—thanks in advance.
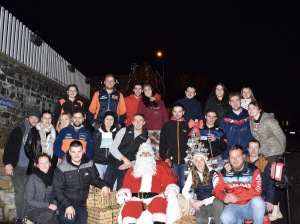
[117,143,180,224]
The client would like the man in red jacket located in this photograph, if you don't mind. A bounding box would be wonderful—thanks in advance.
[213,145,265,223]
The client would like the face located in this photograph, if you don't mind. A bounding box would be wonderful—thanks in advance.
[229,95,241,111]
[185,87,196,99]
[104,77,115,90]
[133,85,143,97]
[72,112,84,127]
[104,115,114,129]
[37,156,51,173]
[229,149,244,171]
[67,86,77,99]
[248,142,260,158]
[248,104,261,118]
[132,115,145,131]
[140,151,151,157]
[215,85,224,98]
[242,88,251,99]
[205,112,217,127]
[69,146,84,165]
[194,156,206,172]
[143,86,153,98]
[172,106,185,120]
[28,116,39,127]
[41,113,52,127]
[60,114,71,128]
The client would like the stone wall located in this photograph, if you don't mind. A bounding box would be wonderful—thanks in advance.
[0,52,89,129]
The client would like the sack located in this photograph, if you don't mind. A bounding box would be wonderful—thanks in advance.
[177,194,194,217]
[156,158,179,184]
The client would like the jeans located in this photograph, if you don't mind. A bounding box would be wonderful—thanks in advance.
[104,163,129,190]
[57,203,87,224]
[95,163,108,179]
[194,198,224,224]
[10,166,27,219]
[220,196,265,224]
[172,163,187,192]
[27,208,58,224]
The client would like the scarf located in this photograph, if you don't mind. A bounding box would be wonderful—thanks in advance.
[36,122,56,157]
[33,167,54,187]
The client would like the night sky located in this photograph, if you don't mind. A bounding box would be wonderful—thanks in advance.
[1,1,300,123]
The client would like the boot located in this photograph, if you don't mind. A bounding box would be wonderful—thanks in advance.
[262,215,271,224]
[269,203,283,221]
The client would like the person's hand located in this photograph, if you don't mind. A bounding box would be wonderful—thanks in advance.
[101,186,109,198]
[49,204,57,211]
[150,97,156,101]
[266,202,274,212]
[5,164,13,176]
[122,157,132,169]
[65,206,75,220]
[190,198,205,210]
[224,194,237,203]
[207,134,216,142]
[224,163,232,173]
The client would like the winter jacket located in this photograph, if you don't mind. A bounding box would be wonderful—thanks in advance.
[92,127,117,164]
[53,152,109,208]
[25,173,55,213]
[88,88,126,126]
[200,124,227,157]
[137,100,169,131]
[3,122,26,167]
[53,97,85,125]
[250,113,286,158]
[213,162,262,205]
[124,93,161,127]
[245,155,275,204]
[204,96,231,126]
[159,120,190,164]
[220,109,253,160]
[173,98,203,122]
[53,125,93,159]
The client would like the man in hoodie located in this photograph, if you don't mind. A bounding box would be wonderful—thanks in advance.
[54,109,93,160]
[3,106,40,224]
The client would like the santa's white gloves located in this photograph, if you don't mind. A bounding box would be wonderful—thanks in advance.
[117,188,132,205]
[164,184,179,201]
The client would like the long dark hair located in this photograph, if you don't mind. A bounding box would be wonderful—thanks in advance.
[142,92,158,108]
[210,82,229,105]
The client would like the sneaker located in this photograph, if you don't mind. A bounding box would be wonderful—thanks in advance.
[15,218,25,224]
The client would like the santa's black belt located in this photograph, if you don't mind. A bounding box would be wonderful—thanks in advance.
[132,192,158,199]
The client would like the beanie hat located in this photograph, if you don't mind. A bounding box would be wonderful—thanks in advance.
[27,106,40,118]
[143,84,153,90]
[192,152,208,164]
[103,110,115,121]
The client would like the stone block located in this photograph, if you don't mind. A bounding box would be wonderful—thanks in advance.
[0,180,11,190]
[15,80,23,87]
[2,67,14,77]
[0,73,6,81]
[1,87,7,95]
[1,112,10,118]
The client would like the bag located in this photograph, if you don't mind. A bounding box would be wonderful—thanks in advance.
[270,156,284,181]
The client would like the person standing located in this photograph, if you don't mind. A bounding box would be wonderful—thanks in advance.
[88,74,126,129]
[241,87,256,110]
[53,141,109,224]
[53,84,85,125]
[173,86,203,122]
[159,103,190,192]
[220,92,253,161]
[3,107,40,224]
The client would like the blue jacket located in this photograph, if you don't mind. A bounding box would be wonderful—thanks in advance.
[54,125,93,159]
[220,109,253,159]
[173,98,203,122]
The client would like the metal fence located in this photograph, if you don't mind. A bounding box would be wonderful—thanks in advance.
[0,6,90,99]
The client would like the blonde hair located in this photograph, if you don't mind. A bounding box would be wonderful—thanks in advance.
[56,112,72,130]
[241,87,256,102]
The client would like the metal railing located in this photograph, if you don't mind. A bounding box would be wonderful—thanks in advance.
[0,6,90,99]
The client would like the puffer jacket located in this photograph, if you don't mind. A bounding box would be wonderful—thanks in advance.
[250,112,286,157]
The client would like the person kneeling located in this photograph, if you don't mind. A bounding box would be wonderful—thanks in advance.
[25,153,58,224]
[117,143,180,224]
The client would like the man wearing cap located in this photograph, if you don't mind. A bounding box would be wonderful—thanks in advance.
[117,143,180,224]
[3,106,40,224]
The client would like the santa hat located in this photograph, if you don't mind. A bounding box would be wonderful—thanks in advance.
[192,152,208,164]
[136,143,154,159]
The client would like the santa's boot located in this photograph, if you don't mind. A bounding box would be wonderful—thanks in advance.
[269,203,283,221]
[122,217,137,224]
[262,215,271,224]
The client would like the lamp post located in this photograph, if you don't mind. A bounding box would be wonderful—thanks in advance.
[157,51,165,101]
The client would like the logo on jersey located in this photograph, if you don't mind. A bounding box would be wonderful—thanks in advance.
[79,133,87,140]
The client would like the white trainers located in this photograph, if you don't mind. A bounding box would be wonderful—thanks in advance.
[269,203,283,221]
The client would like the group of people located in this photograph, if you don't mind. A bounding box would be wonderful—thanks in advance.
[2,73,286,224]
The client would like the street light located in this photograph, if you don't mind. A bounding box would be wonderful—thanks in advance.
[157,51,165,101]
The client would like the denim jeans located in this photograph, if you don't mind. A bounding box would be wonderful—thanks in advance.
[220,196,265,224]
[10,166,28,219]
[104,162,129,190]
[172,163,187,192]
[27,208,58,224]
[95,163,108,179]
[57,203,87,224]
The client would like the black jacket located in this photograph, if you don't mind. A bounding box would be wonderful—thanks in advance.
[53,152,109,208]
[92,128,117,164]
[3,122,26,167]
[159,120,190,164]
[204,96,231,126]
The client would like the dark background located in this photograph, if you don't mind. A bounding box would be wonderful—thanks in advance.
[1,0,300,125]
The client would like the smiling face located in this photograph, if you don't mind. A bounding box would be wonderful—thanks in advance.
[132,115,145,132]
[41,113,52,128]
[104,76,115,90]
[72,112,84,127]
[37,156,51,173]
[104,115,114,130]
[143,86,153,98]
[215,85,224,99]
[248,104,261,119]
[59,114,71,129]
[133,85,143,98]
[185,87,196,99]
[172,106,185,121]
[242,88,251,99]
[67,86,78,100]
[229,149,244,171]
[194,156,206,172]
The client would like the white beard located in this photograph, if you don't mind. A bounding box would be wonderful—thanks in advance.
[133,156,156,178]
